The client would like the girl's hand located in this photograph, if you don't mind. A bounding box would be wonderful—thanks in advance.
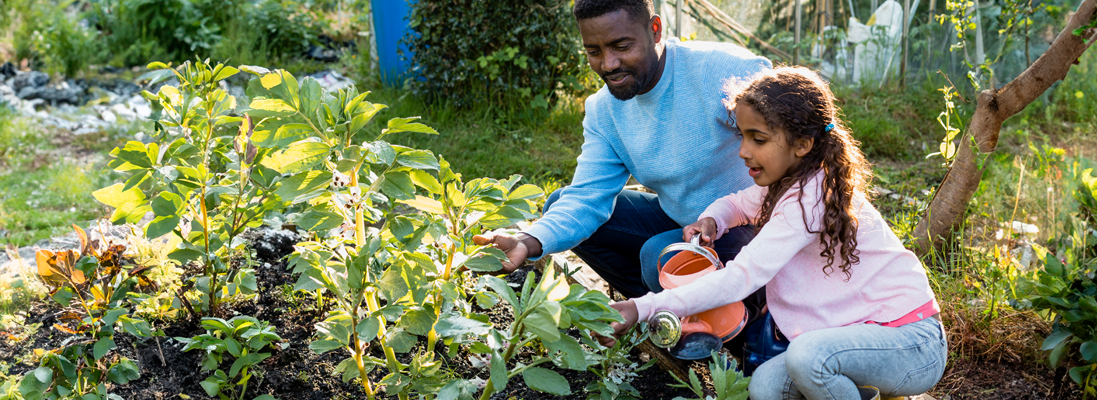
[596,300,639,348]
[683,217,718,246]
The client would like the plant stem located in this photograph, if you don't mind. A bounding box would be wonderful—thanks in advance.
[351,313,376,400]
[364,291,407,400]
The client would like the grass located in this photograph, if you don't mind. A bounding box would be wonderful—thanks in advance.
[0,108,115,248]
[350,78,588,188]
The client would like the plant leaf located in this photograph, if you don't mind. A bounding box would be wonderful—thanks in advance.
[522,367,571,395]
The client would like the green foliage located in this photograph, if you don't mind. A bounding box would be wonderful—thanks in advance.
[28,1,104,76]
[210,0,323,66]
[405,0,588,108]
[21,225,153,399]
[97,60,275,316]
[1020,249,1097,396]
[927,86,963,166]
[175,316,283,400]
[474,265,624,399]
[583,323,656,400]
[90,0,321,67]
[669,351,750,400]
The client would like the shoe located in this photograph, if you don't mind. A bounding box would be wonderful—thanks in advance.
[857,386,880,400]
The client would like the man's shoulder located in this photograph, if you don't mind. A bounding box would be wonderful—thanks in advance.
[673,40,771,76]
[583,86,616,113]
[676,40,767,62]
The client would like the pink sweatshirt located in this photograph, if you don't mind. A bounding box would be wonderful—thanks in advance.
[633,172,937,340]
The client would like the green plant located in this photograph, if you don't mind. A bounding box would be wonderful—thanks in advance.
[668,351,751,400]
[583,323,655,400]
[90,0,321,67]
[28,0,104,76]
[473,266,624,399]
[175,316,283,400]
[18,225,153,400]
[1020,248,1097,397]
[95,60,281,317]
[405,0,588,108]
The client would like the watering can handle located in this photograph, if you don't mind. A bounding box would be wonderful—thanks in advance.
[657,234,724,272]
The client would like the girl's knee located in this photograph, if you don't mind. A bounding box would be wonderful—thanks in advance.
[783,334,833,378]
[748,363,787,400]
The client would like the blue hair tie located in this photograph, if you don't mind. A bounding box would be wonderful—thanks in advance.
[824,123,835,133]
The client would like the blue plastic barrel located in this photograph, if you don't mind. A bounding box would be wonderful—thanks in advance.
[371,0,415,86]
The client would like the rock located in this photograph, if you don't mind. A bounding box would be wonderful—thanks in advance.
[99,109,117,124]
[0,62,15,79]
[308,70,355,92]
[222,82,248,106]
[306,44,340,62]
[13,71,49,92]
[17,79,85,105]
[126,95,152,119]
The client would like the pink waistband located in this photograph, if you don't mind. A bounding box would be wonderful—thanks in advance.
[866,299,940,328]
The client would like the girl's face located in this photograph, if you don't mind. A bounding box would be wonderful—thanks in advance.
[734,104,813,187]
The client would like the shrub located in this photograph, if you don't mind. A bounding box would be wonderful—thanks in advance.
[91,0,321,67]
[404,0,587,108]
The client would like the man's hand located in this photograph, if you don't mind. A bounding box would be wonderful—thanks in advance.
[683,217,719,246]
[471,232,539,274]
[596,300,639,348]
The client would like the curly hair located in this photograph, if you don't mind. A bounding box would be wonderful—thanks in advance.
[724,66,872,280]
[573,0,653,24]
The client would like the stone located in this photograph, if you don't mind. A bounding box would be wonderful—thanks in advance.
[306,44,340,63]
[12,71,48,92]
[223,82,248,106]
[308,70,355,92]
[17,80,85,105]
[0,62,15,79]
[126,95,152,119]
[99,109,117,124]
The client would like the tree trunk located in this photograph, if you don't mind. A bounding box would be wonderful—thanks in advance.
[911,0,1097,256]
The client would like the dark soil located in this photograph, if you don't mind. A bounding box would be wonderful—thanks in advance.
[0,227,692,399]
[930,357,1081,400]
[0,228,1084,399]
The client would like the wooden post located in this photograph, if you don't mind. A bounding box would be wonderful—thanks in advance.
[676,0,684,37]
[900,0,911,88]
[795,0,802,64]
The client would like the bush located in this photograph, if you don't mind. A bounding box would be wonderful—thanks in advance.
[404,0,587,108]
[30,4,104,77]
[91,0,321,67]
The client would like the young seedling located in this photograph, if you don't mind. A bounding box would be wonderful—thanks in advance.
[176,316,283,400]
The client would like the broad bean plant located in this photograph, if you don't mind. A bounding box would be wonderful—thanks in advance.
[92,59,633,400]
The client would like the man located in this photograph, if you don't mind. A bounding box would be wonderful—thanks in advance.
[476,0,770,302]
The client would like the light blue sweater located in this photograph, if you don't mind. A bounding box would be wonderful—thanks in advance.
[525,38,772,257]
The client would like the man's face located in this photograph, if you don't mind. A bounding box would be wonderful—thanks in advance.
[578,10,662,101]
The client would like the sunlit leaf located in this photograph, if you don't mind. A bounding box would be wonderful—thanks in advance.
[261,141,330,174]
[399,196,445,215]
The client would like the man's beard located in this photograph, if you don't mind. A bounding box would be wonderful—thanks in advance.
[604,69,645,101]
[602,50,660,101]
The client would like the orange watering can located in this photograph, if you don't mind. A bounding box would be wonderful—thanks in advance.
[648,234,750,360]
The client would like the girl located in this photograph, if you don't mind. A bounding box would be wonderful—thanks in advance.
[604,66,947,400]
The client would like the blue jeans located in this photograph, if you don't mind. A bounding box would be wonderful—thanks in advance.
[748,317,948,400]
[543,189,757,299]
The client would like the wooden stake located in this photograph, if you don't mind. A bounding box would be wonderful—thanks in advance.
[900,0,911,88]
[795,0,802,64]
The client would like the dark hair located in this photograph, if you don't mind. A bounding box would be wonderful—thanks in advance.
[724,66,872,280]
[573,0,654,25]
